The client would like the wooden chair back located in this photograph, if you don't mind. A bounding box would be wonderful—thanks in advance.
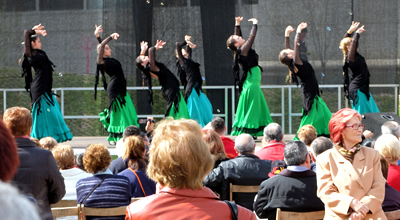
[385,209,400,220]
[229,183,260,201]
[275,208,325,220]
[51,199,77,208]
[79,205,127,220]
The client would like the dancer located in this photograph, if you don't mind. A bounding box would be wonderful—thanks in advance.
[176,35,213,127]
[279,22,331,138]
[226,17,273,137]
[135,40,190,119]
[340,21,379,114]
[95,28,139,143]
[21,24,73,142]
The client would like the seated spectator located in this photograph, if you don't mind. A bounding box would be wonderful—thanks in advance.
[202,129,229,168]
[51,145,91,201]
[118,136,156,198]
[254,141,324,219]
[309,137,333,172]
[379,155,400,212]
[210,117,237,159]
[0,180,40,220]
[126,119,256,219]
[3,106,65,220]
[204,133,271,211]
[75,153,85,171]
[374,134,400,192]
[0,119,19,182]
[297,124,317,150]
[30,137,42,148]
[39,136,58,151]
[255,123,285,161]
[110,125,141,174]
[76,144,131,220]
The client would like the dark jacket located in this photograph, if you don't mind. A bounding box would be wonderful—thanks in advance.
[12,137,65,220]
[203,154,271,210]
[254,169,324,219]
[109,157,128,174]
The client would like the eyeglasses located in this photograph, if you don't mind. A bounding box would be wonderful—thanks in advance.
[345,123,365,130]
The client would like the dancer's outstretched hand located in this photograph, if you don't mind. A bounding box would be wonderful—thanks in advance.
[348,21,360,34]
[36,29,47,36]
[356,25,366,34]
[285,25,295,36]
[248,18,258,25]
[94,24,103,36]
[32,23,44,31]
[111,33,119,40]
[140,41,148,52]
[155,40,166,50]
[235,16,243,25]
[297,22,308,33]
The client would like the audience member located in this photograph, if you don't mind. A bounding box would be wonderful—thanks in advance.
[39,136,58,151]
[126,119,256,219]
[297,124,317,149]
[0,180,40,220]
[204,133,271,211]
[76,144,131,220]
[374,134,400,192]
[51,145,91,201]
[381,121,400,138]
[255,123,285,161]
[0,119,19,182]
[75,153,85,171]
[3,106,65,220]
[210,117,237,159]
[317,108,386,219]
[254,141,324,219]
[110,125,141,174]
[309,137,333,171]
[379,155,400,212]
[118,136,156,198]
[30,137,42,148]
[202,129,229,168]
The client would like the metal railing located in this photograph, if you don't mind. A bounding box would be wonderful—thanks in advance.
[1,84,398,134]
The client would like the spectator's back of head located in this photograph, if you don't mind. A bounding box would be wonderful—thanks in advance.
[381,121,400,138]
[75,153,85,171]
[211,117,225,135]
[0,119,19,182]
[39,137,58,151]
[284,141,308,166]
[30,138,42,148]
[83,144,112,174]
[380,155,389,179]
[297,124,317,146]
[3,106,32,136]
[202,129,228,160]
[310,137,333,158]
[52,145,75,170]
[263,123,283,142]
[374,134,400,164]
[123,135,146,170]
[235,134,255,154]
[123,125,141,141]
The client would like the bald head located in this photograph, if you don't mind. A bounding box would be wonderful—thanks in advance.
[235,134,255,154]
[264,123,283,142]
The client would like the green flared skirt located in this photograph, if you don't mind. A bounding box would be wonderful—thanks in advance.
[167,92,190,120]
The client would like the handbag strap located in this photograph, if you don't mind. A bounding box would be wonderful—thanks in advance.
[224,200,238,220]
[128,167,147,197]
[79,174,109,219]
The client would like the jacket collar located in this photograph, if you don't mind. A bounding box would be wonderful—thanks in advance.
[278,168,316,178]
[333,147,366,190]
[15,137,36,148]
[236,154,260,159]
[263,140,285,148]
[159,186,220,200]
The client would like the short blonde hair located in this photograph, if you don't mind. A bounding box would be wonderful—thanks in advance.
[52,145,75,170]
[39,137,58,151]
[375,134,400,163]
[3,107,32,136]
[147,119,213,190]
[297,124,317,146]
[83,144,111,174]
[30,138,42,148]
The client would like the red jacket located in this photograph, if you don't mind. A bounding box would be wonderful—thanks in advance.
[387,164,400,192]
[125,186,256,220]
[221,136,237,159]
[255,141,285,161]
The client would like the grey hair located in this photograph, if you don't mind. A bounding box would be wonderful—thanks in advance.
[211,117,225,134]
[310,137,333,157]
[381,121,400,138]
[263,123,283,142]
[234,134,255,154]
[284,141,308,166]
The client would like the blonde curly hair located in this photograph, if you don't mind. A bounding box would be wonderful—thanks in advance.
[83,144,111,174]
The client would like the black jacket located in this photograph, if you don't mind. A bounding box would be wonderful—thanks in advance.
[253,168,324,219]
[203,154,271,210]
[12,137,65,220]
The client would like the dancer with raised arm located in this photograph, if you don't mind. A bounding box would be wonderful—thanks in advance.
[279,22,331,138]
[136,40,189,119]
[95,28,139,143]
[21,24,73,142]
[176,35,213,127]
[226,17,273,137]
[340,21,379,114]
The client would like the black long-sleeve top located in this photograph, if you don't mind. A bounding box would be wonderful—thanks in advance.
[176,41,203,100]
[148,47,181,116]
[23,29,55,104]
[96,36,127,106]
[287,32,320,115]
[343,32,370,101]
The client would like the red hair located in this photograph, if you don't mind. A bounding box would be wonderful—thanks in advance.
[0,119,20,181]
[329,108,361,143]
